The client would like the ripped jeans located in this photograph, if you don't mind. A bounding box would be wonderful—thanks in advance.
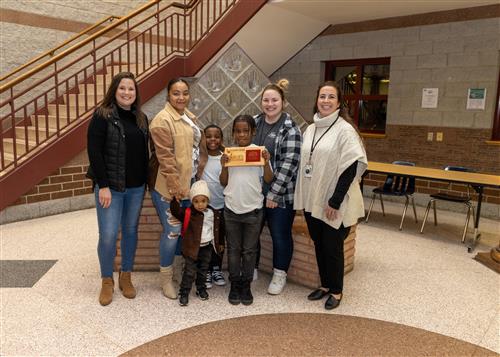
[151,189,190,267]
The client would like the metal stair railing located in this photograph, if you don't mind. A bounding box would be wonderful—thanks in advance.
[0,0,237,171]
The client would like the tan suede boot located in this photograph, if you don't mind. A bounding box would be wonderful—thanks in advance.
[159,265,177,299]
[119,271,136,299]
[99,277,114,306]
[172,255,185,287]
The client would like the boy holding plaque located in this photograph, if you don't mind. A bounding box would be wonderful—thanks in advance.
[220,115,273,306]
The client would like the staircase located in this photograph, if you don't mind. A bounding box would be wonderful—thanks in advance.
[0,0,267,210]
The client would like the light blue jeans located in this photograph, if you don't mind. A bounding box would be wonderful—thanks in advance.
[151,189,190,267]
[95,185,145,278]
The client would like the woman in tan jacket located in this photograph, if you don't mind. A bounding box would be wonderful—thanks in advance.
[150,78,207,299]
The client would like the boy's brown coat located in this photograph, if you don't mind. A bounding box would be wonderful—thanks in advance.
[170,199,224,260]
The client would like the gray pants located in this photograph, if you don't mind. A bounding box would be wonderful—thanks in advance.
[224,207,263,282]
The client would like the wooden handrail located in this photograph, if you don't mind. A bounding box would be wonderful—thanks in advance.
[0,15,121,83]
[0,0,198,93]
[172,0,201,9]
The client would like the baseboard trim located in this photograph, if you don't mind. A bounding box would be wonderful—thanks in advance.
[0,194,95,225]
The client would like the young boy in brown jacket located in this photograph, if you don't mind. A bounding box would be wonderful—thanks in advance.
[170,180,224,306]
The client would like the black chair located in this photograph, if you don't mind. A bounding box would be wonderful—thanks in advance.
[420,166,476,243]
[365,161,418,230]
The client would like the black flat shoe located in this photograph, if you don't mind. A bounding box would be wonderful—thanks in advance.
[325,294,342,310]
[307,288,329,301]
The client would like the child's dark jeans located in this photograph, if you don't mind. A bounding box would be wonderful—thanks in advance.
[224,207,263,282]
[180,244,213,293]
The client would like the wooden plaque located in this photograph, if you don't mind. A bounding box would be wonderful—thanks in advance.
[224,146,265,167]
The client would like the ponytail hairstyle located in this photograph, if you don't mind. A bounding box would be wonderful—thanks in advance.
[167,77,190,93]
[313,81,363,140]
[96,72,147,130]
[261,78,289,112]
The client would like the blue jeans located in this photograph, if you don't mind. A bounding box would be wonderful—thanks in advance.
[95,185,145,278]
[265,203,295,271]
[151,189,189,267]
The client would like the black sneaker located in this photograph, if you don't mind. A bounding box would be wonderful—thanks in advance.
[196,289,209,300]
[228,281,240,305]
[240,280,253,306]
[212,269,226,286]
[179,293,189,306]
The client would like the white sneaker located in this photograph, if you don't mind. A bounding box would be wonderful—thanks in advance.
[267,268,287,295]
[253,268,258,281]
[205,272,213,289]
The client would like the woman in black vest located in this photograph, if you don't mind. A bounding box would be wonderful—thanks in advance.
[87,72,149,306]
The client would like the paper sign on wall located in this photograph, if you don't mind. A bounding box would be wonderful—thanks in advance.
[466,88,486,110]
[421,88,438,108]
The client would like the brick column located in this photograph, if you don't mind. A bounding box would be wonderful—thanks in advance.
[115,192,162,271]
[258,212,356,289]
[116,200,357,288]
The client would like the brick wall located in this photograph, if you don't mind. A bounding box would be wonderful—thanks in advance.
[364,173,500,206]
[116,195,356,288]
[115,193,162,271]
[259,213,356,288]
[9,151,93,206]
[362,125,500,206]
[365,126,500,175]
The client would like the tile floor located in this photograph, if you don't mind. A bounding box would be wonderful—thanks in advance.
[1,199,499,356]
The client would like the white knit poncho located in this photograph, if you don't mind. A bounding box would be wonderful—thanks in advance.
[294,109,368,229]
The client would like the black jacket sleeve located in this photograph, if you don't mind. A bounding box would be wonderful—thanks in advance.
[328,161,358,209]
[169,198,185,221]
[87,112,109,188]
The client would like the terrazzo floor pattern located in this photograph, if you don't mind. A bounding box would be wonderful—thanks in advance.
[1,200,499,356]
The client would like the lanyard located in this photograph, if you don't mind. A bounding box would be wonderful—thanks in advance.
[308,113,340,163]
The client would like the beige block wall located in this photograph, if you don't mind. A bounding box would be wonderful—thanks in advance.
[0,0,148,22]
[271,17,500,130]
[0,0,150,74]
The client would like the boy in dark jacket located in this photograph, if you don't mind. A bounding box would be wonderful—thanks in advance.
[170,180,224,306]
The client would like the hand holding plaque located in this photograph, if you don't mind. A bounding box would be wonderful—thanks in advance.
[223,146,265,167]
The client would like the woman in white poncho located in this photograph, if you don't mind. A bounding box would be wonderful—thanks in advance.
[294,81,367,310]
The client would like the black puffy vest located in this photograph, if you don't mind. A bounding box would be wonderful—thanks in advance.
[87,107,148,192]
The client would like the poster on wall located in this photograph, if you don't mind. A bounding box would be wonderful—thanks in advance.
[421,88,438,108]
[466,88,486,110]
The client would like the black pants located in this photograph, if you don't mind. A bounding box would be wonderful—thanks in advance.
[224,207,263,282]
[209,249,224,271]
[304,211,350,295]
[180,244,212,293]
[209,208,225,271]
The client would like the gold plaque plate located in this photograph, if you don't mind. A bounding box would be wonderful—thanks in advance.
[224,146,265,167]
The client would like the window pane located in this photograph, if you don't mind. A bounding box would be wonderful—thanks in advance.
[358,100,387,131]
[362,64,390,95]
[345,99,357,119]
[333,66,357,95]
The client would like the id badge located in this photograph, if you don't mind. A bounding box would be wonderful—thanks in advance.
[304,164,313,178]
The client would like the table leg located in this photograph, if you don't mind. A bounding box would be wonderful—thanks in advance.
[467,186,483,253]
